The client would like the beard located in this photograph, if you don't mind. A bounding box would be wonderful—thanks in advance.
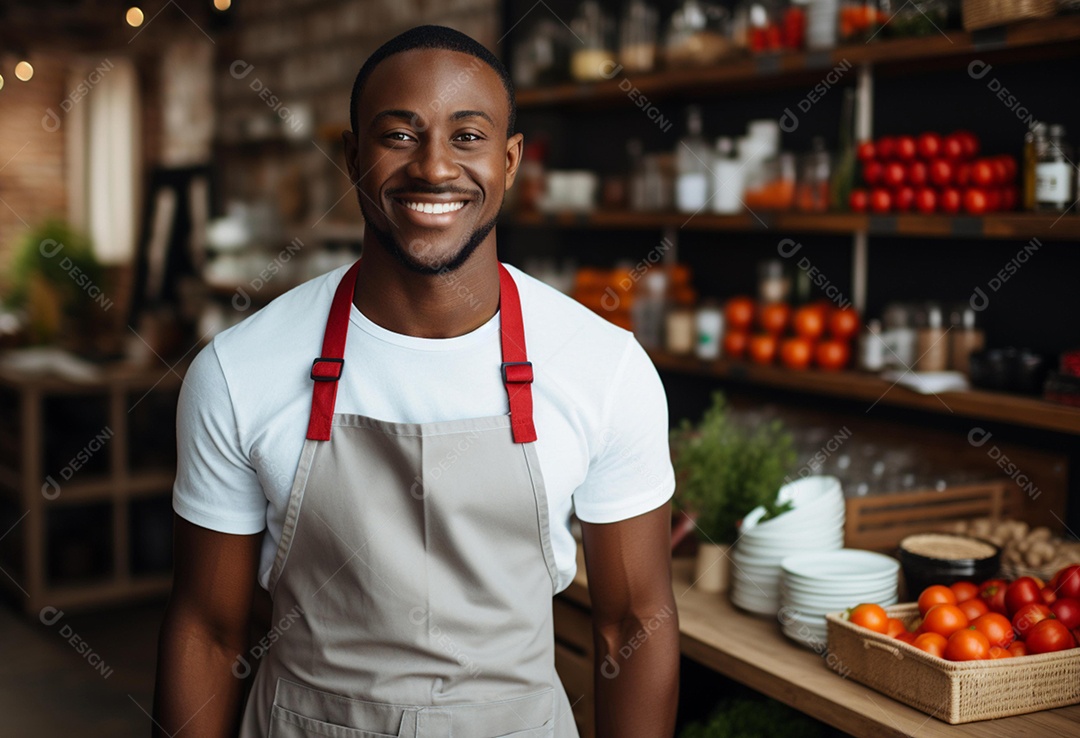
[359,196,498,276]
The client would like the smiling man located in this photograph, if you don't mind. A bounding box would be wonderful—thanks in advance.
[154,26,678,738]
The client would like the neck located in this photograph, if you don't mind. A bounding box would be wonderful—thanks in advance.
[352,238,501,339]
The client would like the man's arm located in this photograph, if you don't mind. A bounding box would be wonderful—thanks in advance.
[581,502,679,738]
[153,516,261,737]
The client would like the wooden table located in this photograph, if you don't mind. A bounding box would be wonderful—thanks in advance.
[559,551,1080,738]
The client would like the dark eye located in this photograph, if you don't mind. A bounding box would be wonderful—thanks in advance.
[385,131,415,145]
[454,132,482,143]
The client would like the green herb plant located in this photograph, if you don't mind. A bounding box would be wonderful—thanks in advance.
[671,392,797,545]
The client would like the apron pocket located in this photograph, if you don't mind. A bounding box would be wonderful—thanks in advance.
[269,704,399,738]
[493,722,554,738]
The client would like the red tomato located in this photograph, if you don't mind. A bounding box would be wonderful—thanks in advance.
[828,307,859,340]
[916,132,942,160]
[1054,565,1080,600]
[894,135,917,160]
[939,188,961,214]
[914,187,937,214]
[849,189,869,212]
[748,334,778,364]
[870,188,892,213]
[779,337,814,370]
[723,331,749,360]
[950,581,980,602]
[725,297,755,331]
[758,302,791,335]
[985,188,1001,212]
[1026,619,1076,654]
[991,158,1009,185]
[883,162,906,188]
[972,612,1014,648]
[876,136,896,160]
[999,155,1017,181]
[955,130,980,159]
[1042,586,1058,606]
[919,585,958,616]
[922,604,969,637]
[944,628,990,661]
[971,159,996,187]
[793,305,827,340]
[1012,602,1053,639]
[1050,598,1080,630]
[959,597,989,621]
[1006,577,1045,617]
[896,631,917,645]
[906,161,929,187]
[963,188,989,215]
[1008,641,1028,657]
[849,603,889,633]
[988,646,1013,659]
[955,162,972,187]
[942,133,965,160]
[913,632,947,658]
[979,578,1009,614]
[862,160,884,186]
[815,340,850,371]
[928,158,953,187]
[857,140,876,162]
[1001,186,1019,211]
[886,617,907,638]
[894,186,915,212]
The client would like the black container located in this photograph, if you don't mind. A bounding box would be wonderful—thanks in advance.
[897,533,1001,597]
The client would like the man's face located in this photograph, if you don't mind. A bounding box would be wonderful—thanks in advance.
[344,49,523,274]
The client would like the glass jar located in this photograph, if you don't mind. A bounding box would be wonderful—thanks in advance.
[744,152,796,210]
[795,137,832,212]
[838,0,885,43]
[570,1,616,82]
[664,0,733,68]
[619,0,660,74]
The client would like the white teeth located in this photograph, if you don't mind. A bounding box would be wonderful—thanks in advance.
[402,200,466,215]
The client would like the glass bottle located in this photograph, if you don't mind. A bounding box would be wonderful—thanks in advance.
[711,136,743,214]
[1036,124,1074,212]
[914,302,948,373]
[1022,123,1045,212]
[795,136,832,212]
[949,305,985,376]
[675,106,711,213]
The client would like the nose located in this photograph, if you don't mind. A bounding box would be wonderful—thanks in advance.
[406,138,460,185]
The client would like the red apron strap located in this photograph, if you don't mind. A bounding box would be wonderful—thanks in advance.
[306,261,536,443]
[498,264,537,444]
[306,260,362,441]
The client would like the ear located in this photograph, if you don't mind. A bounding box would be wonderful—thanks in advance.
[342,130,360,186]
[503,132,524,190]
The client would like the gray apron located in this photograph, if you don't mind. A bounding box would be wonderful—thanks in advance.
[238,260,580,738]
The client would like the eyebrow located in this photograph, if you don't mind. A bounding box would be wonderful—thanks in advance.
[370,109,495,128]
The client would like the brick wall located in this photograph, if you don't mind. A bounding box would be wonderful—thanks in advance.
[0,53,69,287]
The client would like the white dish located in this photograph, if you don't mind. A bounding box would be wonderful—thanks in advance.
[781,550,900,582]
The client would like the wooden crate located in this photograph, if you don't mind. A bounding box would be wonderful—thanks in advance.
[844,481,1012,553]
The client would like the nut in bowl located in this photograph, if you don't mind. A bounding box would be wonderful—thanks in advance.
[898,533,1001,596]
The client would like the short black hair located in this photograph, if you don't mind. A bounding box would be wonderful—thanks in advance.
[349,25,516,138]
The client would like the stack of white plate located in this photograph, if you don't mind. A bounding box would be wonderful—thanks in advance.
[729,476,846,616]
[779,549,901,649]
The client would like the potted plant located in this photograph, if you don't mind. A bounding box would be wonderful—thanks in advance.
[6,218,107,349]
[671,392,796,593]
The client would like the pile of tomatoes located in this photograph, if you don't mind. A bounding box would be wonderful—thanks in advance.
[849,131,1020,215]
[722,297,856,371]
[848,564,1080,661]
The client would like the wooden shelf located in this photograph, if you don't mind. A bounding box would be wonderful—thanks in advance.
[506,209,1080,241]
[648,350,1080,436]
[558,552,1080,737]
[516,16,1080,108]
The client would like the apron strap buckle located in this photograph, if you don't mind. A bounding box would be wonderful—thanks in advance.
[501,361,533,384]
[311,357,345,382]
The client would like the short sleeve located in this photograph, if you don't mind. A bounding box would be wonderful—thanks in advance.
[572,336,675,523]
[173,342,267,534]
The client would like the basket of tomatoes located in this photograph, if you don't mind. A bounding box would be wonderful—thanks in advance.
[825,564,1080,724]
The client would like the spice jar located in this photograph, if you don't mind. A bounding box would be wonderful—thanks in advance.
[695,302,724,360]
[949,305,985,376]
[666,306,696,354]
[619,0,660,73]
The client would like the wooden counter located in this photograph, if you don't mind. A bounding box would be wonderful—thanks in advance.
[559,551,1080,738]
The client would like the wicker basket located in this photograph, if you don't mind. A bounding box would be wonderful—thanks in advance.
[826,603,1080,724]
[961,0,1056,31]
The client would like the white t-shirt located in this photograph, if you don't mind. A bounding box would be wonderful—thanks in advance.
[173,262,675,593]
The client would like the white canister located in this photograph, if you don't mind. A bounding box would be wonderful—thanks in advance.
[695,304,724,360]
